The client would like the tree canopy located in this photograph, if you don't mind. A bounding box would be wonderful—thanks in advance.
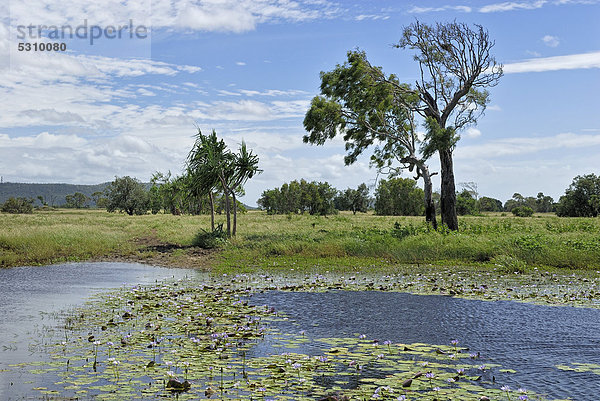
[303,50,437,227]
[556,174,600,217]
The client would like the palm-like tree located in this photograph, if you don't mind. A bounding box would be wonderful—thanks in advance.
[187,129,261,236]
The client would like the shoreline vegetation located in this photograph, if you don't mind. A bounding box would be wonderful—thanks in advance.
[1,209,600,272]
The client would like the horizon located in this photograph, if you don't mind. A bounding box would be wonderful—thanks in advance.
[1,0,599,206]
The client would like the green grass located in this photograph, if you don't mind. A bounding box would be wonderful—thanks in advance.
[1,208,600,271]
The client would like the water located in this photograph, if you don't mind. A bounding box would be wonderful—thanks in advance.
[0,262,194,399]
[249,290,600,400]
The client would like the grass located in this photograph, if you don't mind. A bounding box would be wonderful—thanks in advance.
[1,208,600,271]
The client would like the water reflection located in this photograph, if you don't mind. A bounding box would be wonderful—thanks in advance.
[0,262,194,399]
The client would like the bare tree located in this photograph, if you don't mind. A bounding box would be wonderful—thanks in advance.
[395,21,503,230]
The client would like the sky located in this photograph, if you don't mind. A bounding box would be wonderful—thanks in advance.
[1,0,599,206]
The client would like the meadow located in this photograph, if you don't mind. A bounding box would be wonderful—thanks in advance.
[1,208,599,272]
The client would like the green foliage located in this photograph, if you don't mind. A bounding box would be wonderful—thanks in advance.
[1,197,34,214]
[258,179,338,216]
[192,224,228,249]
[374,177,424,216]
[456,190,478,216]
[187,129,261,236]
[512,206,534,217]
[334,183,370,214]
[65,192,88,209]
[421,117,460,159]
[105,176,149,216]
[556,173,600,217]
[478,196,503,212]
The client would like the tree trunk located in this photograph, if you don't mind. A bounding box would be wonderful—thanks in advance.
[208,191,215,231]
[439,148,458,231]
[419,165,438,230]
[232,192,237,236]
[224,191,231,236]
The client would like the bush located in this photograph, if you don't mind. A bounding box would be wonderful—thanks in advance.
[193,224,228,249]
[1,197,34,214]
[512,206,534,217]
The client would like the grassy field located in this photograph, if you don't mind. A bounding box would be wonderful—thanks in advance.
[1,208,600,271]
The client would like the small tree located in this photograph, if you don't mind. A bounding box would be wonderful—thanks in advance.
[65,192,88,208]
[512,206,534,217]
[106,176,149,215]
[335,183,370,214]
[456,189,478,215]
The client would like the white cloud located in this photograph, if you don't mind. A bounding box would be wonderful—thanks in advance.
[7,0,339,34]
[479,0,547,13]
[236,61,247,66]
[455,132,600,159]
[408,5,472,13]
[463,128,482,139]
[542,35,560,47]
[503,51,600,73]
[355,14,390,21]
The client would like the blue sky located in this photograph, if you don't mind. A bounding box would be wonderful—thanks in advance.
[1,0,599,205]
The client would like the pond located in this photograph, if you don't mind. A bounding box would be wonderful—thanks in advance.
[0,262,194,399]
[248,290,600,400]
[1,263,599,400]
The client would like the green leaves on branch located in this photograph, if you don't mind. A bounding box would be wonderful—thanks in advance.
[421,117,460,160]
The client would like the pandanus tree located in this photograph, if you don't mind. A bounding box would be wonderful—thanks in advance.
[303,50,438,228]
[187,129,261,236]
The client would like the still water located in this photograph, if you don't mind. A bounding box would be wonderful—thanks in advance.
[0,262,193,399]
[250,290,600,401]
[1,263,599,400]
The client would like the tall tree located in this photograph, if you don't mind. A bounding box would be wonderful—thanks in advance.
[188,130,226,231]
[396,21,503,230]
[303,50,438,228]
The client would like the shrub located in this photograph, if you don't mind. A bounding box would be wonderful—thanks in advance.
[193,224,228,249]
[512,206,534,217]
[1,197,34,214]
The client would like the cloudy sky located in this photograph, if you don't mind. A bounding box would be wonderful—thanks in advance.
[1,0,599,205]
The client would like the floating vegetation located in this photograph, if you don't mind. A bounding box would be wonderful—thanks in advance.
[5,272,584,400]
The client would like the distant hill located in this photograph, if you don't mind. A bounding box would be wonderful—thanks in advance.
[0,181,257,209]
[0,182,110,206]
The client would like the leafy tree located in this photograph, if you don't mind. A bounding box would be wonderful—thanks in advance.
[395,21,503,230]
[91,191,108,209]
[374,178,424,216]
[335,183,370,214]
[105,176,149,215]
[65,192,88,208]
[478,196,503,212]
[303,50,438,228]
[504,193,525,212]
[1,197,34,214]
[456,189,478,215]
[556,174,600,217]
[535,192,555,213]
